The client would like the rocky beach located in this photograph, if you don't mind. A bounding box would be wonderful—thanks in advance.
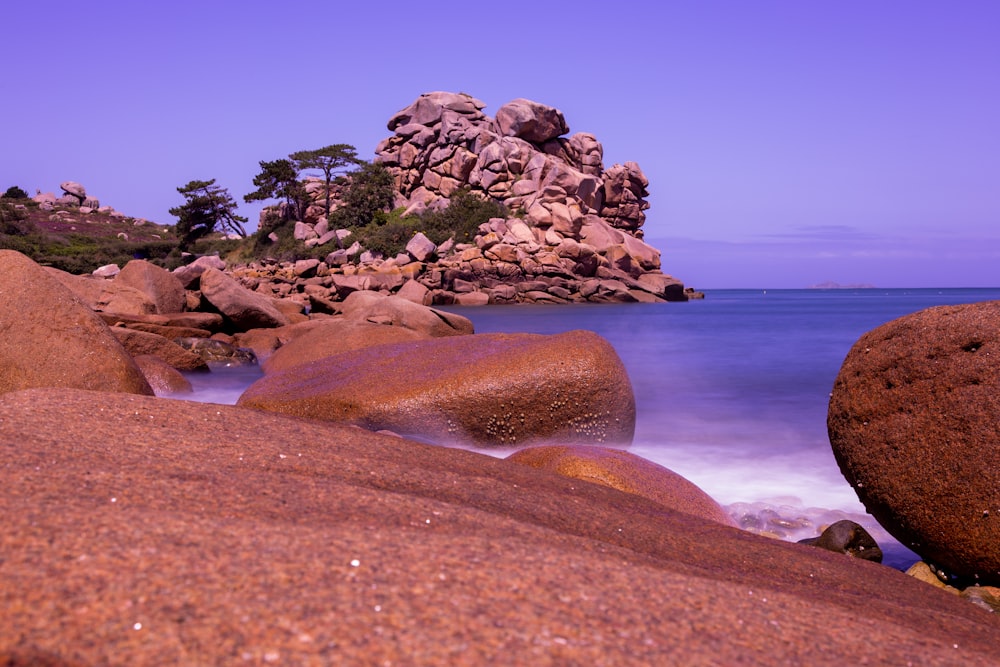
[3,244,1000,663]
[3,91,1000,663]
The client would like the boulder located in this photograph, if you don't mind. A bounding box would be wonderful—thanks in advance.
[174,337,256,366]
[114,259,187,314]
[238,330,635,447]
[405,231,437,261]
[2,388,1000,665]
[172,255,226,289]
[495,98,569,144]
[92,263,120,278]
[199,268,290,331]
[0,250,153,395]
[133,355,193,395]
[261,320,432,373]
[828,301,1000,584]
[396,279,430,305]
[507,445,735,526]
[48,268,158,315]
[798,520,883,563]
[109,328,209,372]
[339,291,473,338]
[59,180,86,201]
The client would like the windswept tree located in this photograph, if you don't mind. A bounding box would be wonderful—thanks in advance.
[169,179,248,250]
[244,158,306,221]
[290,144,360,218]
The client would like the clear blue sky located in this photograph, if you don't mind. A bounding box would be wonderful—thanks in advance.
[3,1,998,288]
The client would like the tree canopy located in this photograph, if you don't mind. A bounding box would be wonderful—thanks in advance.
[328,161,396,229]
[169,179,248,250]
[244,159,306,221]
[290,144,361,217]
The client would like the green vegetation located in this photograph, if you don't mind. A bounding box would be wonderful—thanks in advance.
[4,141,508,272]
[343,188,507,259]
[169,179,248,250]
[289,144,360,218]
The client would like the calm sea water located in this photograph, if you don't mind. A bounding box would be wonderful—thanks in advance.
[188,287,1000,567]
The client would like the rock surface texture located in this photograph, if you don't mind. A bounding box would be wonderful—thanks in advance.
[507,445,735,526]
[828,301,1000,584]
[0,250,153,395]
[2,388,1000,665]
[238,330,635,447]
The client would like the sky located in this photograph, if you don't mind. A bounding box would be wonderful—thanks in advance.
[3,1,998,288]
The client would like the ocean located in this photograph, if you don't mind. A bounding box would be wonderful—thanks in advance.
[186,287,1000,568]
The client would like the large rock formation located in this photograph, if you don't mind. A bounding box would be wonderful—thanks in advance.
[2,388,1000,665]
[828,301,1000,584]
[242,92,689,305]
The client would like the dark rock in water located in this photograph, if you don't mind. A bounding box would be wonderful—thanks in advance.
[798,520,883,563]
[175,337,257,366]
[828,300,1000,584]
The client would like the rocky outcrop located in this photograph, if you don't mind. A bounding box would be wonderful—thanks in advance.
[828,301,1000,584]
[114,259,186,314]
[247,91,689,305]
[2,388,1000,665]
[238,330,635,447]
[0,250,153,395]
[199,267,290,330]
[507,445,735,526]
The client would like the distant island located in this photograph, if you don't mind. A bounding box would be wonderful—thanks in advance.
[809,281,876,289]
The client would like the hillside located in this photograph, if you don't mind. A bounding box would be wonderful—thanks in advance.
[0,195,180,273]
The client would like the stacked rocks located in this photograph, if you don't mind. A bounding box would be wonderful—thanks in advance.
[256,91,690,305]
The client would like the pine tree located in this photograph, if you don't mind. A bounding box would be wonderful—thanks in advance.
[290,144,361,218]
[169,179,248,249]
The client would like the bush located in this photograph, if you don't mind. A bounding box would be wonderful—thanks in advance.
[418,188,507,245]
[2,186,29,200]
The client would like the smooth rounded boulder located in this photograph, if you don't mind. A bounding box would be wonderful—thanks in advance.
[261,320,432,373]
[0,250,153,395]
[507,445,735,526]
[828,301,1000,584]
[2,388,1000,665]
[238,330,635,447]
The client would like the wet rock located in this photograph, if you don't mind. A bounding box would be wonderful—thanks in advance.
[174,337,256,366]
[110,328,209,372]
[238,330,635,447]
[0,250,153,396]
[133,355,193,395]
[798,520,883,563]
[507,445,735,526]
[828,301,1000,584]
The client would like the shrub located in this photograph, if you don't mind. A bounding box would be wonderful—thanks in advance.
[418,188,507,245]
[2,186,29,200]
